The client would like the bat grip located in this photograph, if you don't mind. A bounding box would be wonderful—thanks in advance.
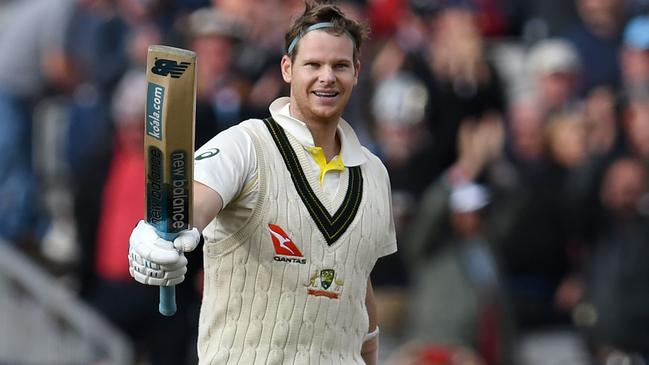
[157,229,179,316]
[160,286,176,316]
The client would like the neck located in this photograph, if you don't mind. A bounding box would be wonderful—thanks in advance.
[309,121,340,160]
[289,104,341,160]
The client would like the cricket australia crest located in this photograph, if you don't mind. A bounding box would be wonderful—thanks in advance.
[306,269,344,299]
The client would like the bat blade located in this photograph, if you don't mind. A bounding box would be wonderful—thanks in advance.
[144,45,196,316]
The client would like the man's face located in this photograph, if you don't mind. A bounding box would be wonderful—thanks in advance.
[194,35,232,79]
[621,47,649,84]
[626,100,649,158]
[281,30,360,124]
[538,72,578,109]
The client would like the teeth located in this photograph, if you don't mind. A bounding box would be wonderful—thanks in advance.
[314,91,338,97]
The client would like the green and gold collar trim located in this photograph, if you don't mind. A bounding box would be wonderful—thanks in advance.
[264,118,363,245]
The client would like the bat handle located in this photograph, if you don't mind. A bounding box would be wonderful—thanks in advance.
[159,286,176,316]
[156,229,179,316]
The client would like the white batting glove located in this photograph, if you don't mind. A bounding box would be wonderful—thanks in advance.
[128,220,200,286]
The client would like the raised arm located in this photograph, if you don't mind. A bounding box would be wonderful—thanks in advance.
[128,167,226,295]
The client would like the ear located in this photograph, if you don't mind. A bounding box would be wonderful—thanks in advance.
[353,60,361,86]
[281,55,292,83]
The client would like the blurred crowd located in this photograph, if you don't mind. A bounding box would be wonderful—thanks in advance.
[1,0,649,364]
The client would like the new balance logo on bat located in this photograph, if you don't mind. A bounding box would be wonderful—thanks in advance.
[151,58,191,78]
[268,224,306,264]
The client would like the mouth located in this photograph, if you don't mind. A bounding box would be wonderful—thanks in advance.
[312,90,340,98]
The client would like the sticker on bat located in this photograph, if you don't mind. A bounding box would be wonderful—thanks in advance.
[151,58,191,78]
[146,82,165,140]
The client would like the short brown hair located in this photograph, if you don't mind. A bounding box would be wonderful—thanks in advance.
[285,1,369,61]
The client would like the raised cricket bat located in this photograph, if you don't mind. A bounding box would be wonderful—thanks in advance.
[144,45,196,316]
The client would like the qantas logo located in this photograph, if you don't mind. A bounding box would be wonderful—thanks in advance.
[151,58,191,78]
[268,224,306,264]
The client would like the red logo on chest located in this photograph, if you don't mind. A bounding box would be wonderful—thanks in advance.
[268,224,306,264]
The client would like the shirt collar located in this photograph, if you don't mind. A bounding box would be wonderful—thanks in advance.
[268,97,367,166]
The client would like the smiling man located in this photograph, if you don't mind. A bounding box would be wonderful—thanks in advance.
[128,2,397,364]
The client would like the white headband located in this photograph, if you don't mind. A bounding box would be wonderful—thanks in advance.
[287,21,355,55]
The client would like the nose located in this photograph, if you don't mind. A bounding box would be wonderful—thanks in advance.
[318,65,335,84]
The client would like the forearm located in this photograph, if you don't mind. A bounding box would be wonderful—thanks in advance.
[361,327,379,364]
[362,279,379,364]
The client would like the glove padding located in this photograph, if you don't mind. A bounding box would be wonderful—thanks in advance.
[128,220,200,286]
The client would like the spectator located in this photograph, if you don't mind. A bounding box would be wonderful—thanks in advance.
[544,111,598,243]
[210,0,298,120]
[404,117,512,365]
[545,110,589,171]
[495,109,595,365]
[576,157,649,362]
[526,38,582,116]
[563,0,626,93]
[620,14,649,92]
[370,1,505,173]
[73,19,162,298]
[505,95,546,167]
[389,2,507,173]
[371,72,437,200]
[583,86,623,159]
[0,0,81,246]
[185,7,248,148]
[621,87,649,163]
[502,0,578,40]
[65,0,132,173]
[367,72,435,344]
[571,86,625,247]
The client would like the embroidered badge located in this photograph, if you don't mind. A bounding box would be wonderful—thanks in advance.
[306,269,344,299]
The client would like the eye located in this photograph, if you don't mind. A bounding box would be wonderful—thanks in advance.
[334,63,350,70]
[305,62,319,69]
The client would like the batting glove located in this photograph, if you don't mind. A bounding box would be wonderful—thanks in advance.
[128,220,200,286]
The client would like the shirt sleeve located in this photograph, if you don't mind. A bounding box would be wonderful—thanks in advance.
[194,124,257,207]
[379,175,398,258]
[376,160,398,258]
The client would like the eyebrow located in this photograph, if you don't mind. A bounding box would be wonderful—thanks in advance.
[300,58,353,64]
